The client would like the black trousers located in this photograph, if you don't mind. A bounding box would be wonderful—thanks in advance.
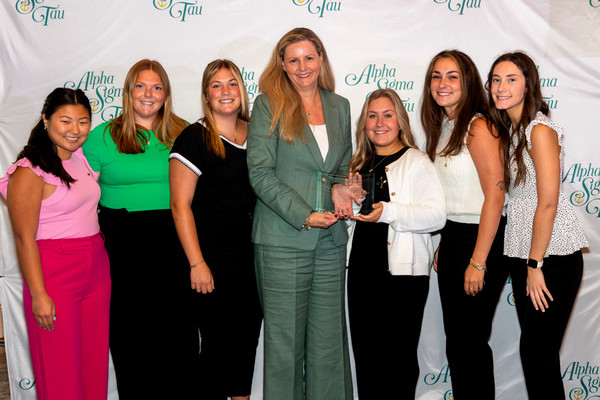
[348,265,429,399]
[437,218,510,400]
[510,251,583,400]
[193,221,263,400]
[98,205,198,399]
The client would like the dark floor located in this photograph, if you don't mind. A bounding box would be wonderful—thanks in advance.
[0,339,10,399]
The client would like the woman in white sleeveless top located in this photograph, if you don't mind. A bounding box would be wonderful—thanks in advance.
[420,49,510,400]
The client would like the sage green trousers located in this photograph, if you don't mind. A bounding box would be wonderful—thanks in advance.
[255,229,353,400]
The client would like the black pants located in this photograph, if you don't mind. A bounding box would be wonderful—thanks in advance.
[348,264,429,399]
[437,218,510,400]
[98,205,198,399]
[193,221,263,400]
[510,251,583,400]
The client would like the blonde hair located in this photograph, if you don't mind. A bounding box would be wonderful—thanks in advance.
[258,27,335,143]
[349,89,416,173]
[200,59,250,158]
[106,59,187,153]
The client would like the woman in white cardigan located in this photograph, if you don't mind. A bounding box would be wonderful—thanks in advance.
[347,88,446,399]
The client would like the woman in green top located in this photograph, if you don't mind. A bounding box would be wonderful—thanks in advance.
[83,59,196,399]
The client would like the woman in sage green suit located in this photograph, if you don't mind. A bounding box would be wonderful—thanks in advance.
[247,27,354,400]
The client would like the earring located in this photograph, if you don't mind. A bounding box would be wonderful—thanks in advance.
[44,125,47,130]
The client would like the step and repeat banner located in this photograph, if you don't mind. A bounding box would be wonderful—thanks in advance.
[0,1,598,399]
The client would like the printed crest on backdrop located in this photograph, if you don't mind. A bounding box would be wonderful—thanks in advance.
[152,0,202,22]
[433,0,481,15]
[344,63,415,112]
[591,0,600,8]
[15,0,64,26]
[64,71,124,123]
[563,361,600,400]
[423,364,452,398]
[538,65,559,110]
[563,163,600,218]
[292,0,341,17]
[240,67,259,109]
[504,275,515,306]
[506,291,516,307]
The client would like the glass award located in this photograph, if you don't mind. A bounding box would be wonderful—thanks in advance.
[315,171,347,213]
[315,171,375,214]
[358,172,375,215]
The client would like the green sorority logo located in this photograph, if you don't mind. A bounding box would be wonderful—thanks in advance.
[506,291,515,306]
[562,361,600,399]
[563,163,600,217]
[240,67,259,106]
[19,377,35,390]
[64,71,124,122]
[345,64,415,112]
[15,0,64,26]
[292,0,341,17]
[538,65,559,110]
[591,0,599,8]
[153,0,202,22]
[424,364,451,386]
[433,0,481,15]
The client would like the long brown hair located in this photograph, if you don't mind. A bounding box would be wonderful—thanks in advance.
[420,50,491,161]
[486,51,549,189]
[349,89,416,173]
[105,59,187,153]
[200,59,250,158]
[258,27,335,144]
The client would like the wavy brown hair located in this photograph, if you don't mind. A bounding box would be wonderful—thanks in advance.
[200,59,250,158]
[105,59,187,153]
[349,89,416,173]
[486,51,549,189]
[420,50,491,161]
[258,27,335,144]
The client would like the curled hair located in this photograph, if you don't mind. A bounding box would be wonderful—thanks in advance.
[17,88,92,188]
[349,89,416,173]
[106,59,187,153]
[420,50,491,161]
[486,51,549,189]
[200,59,250,158]
[258,27,335,143]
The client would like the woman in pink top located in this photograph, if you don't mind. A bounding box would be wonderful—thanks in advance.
[0,88,111,400]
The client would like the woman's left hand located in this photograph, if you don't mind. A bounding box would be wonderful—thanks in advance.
[353,202,383,222]
[526,267,553,312]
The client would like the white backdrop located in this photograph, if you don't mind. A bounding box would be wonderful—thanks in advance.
[1,1,599,399]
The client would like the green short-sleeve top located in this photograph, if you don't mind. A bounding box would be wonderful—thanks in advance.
[83,120,172,211]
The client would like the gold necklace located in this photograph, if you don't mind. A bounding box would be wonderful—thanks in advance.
[369,145,404,172]
[369,154,392,173]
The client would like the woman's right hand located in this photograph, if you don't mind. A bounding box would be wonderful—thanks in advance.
[309,211,339,229]
[191,262,215,294]
[526,267,553,312]
[32,293,56,330]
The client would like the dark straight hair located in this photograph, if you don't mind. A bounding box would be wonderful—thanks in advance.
[16,88,92,188]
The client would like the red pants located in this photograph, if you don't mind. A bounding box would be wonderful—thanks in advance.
[23,232,111,400]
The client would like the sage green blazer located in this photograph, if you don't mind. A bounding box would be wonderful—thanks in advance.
[247,89,352,250]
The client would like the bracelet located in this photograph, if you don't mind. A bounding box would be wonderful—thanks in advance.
[190,260,205,269]
[469,258,487,271]
[302,211,313,231]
